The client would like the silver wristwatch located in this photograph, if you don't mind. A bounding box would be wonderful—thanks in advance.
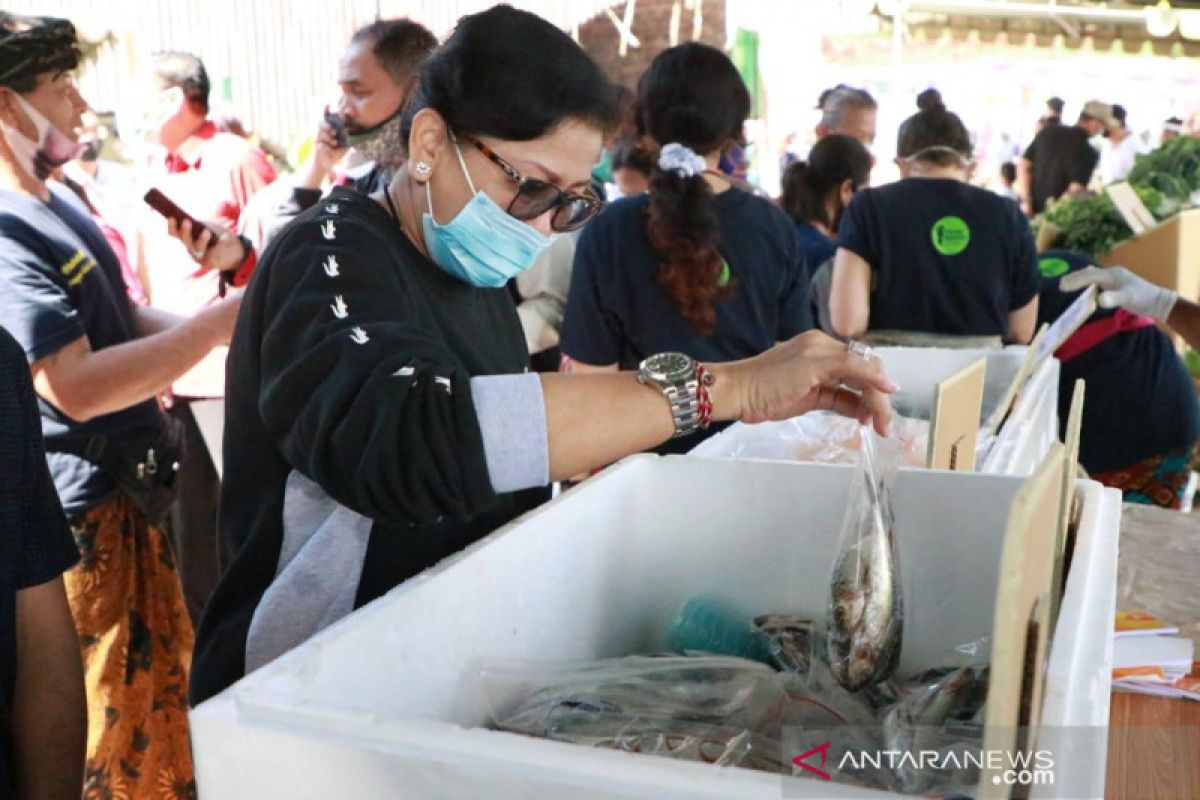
[637,352,701,438]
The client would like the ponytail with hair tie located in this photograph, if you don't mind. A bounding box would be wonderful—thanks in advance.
[640,43,748,335]
[657,142,707,179]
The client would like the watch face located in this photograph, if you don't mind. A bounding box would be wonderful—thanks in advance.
[644,352,694,381]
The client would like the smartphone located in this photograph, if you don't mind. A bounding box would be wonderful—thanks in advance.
[324,109,350,148]
[143,188,218,251]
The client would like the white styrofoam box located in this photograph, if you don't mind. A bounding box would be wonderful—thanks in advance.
[1036,481,1122,800]
[981,355,1060,476]
[190,456,1118,800]
[690,346,1061,476]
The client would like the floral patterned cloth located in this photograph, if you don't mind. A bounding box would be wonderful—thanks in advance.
[64,493,196,800]
[1092,444,1199,510]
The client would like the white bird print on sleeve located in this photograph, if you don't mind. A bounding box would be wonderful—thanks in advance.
[325,203,339,215]
[323,255,339,277]
[349,327,370,345]
[320,220,336,240]
[331,295,349,319]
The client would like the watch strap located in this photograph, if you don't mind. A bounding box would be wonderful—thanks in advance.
[662,375,702,438]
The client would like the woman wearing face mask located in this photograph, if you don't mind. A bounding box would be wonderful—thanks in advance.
[190,6,897,705]
[558,43,818,454]
[829,90,1040,346]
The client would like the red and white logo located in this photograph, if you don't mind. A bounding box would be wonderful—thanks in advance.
[792,741,833,780]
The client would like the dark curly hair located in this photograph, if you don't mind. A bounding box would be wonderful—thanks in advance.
[638,43,750,334]
[0,13,80,92]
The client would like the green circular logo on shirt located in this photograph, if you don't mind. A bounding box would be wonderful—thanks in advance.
[930,216,971,256]
[718,259,732,288]
[1038,257,1070,279]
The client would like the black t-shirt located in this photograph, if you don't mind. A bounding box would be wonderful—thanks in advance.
[560,189,812,452]
[191,187,549,705]
[0,186,161,516]
[0,325,80,797]
[1038,250,1200,472]
[837,177,1039,338]
[1023,126,1099,214]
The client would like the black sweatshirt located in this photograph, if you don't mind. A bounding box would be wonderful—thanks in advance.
[191,187,547,704]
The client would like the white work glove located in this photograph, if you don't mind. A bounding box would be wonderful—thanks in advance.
[1059,266,1178,322]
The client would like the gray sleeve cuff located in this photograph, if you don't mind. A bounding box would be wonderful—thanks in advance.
[470,373,549,494]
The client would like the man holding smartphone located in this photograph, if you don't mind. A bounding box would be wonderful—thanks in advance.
[221,18,436,254]
[0,14,240,796]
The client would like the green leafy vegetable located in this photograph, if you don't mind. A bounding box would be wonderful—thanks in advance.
[1038,136,1200,258]
[1039,186,1165,258]
[1127,136,1200,199]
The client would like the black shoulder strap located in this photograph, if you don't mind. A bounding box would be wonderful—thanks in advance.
[49,433,108,463]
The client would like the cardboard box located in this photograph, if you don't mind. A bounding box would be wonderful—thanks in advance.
[1100,209,1200,303]
[190,457,1120,799]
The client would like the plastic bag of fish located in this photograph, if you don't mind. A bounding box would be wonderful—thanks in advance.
[479,649,992,795]
[827,426,905,692]
[479,655,792,772]
[787,664,989,795]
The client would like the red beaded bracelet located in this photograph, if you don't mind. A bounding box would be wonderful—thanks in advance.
[697,364,715,429]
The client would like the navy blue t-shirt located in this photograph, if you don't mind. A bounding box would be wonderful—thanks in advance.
[563,189,812,366]
[838,177,1040,338]
[795,222,836,283]
[561,188,812,453]
[1038,250,1200,473]
[0,324,80,797]
[0,186,162,516]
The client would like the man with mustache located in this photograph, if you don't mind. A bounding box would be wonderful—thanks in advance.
[236,18,437,250]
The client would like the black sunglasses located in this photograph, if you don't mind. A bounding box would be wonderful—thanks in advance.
[458,133,603,232]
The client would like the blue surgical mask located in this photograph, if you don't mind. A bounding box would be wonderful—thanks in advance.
[421,140,555,288]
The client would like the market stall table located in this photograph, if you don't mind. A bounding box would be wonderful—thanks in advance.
[1106,504,1200,800]
[1107,678,1200,799]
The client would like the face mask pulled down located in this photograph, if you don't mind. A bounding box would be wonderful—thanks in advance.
[1,92,84,181]
[422,140,554,289]
[331,107,406,169]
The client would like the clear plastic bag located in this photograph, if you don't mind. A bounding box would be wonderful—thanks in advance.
[479,655,791,773]
[879,665,990,794]
[786,664,989,796]
[827,427,905,692]
[698,411,930,467]
[790,626,892,728]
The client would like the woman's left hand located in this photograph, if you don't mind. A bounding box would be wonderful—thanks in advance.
[709,330,897,437]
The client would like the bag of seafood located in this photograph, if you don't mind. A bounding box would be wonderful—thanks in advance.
[827,427,905,692]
